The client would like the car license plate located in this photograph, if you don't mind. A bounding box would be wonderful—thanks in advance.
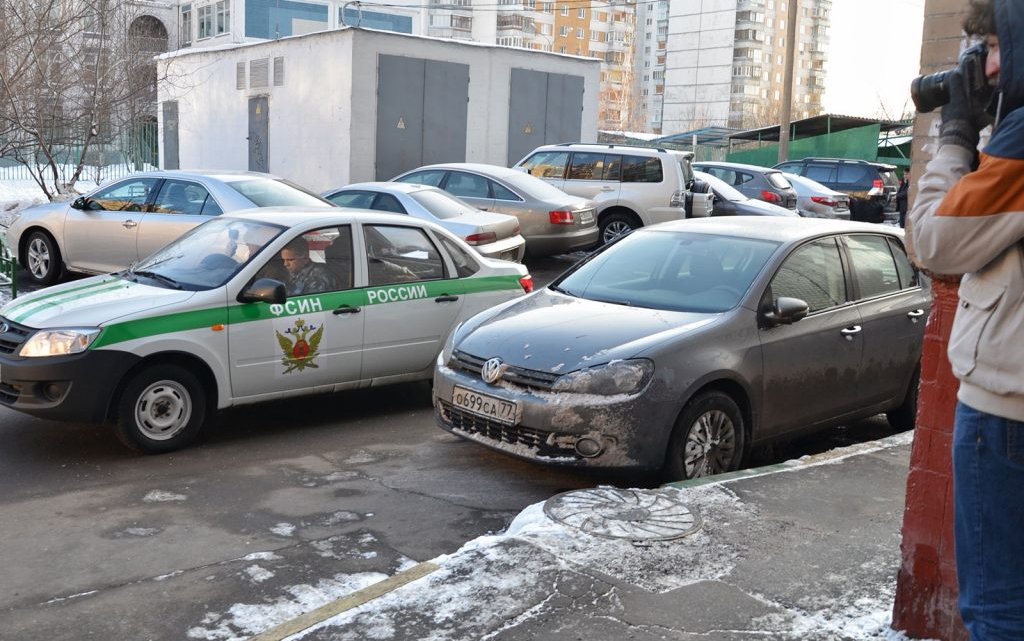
[452,386,519,425]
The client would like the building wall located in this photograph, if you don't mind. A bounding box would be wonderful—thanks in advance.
[157,28,599,190]
[169,0,631,133]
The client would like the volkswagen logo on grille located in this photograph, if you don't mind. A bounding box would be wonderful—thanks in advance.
[0,321,8,334]
[481,358,504,384]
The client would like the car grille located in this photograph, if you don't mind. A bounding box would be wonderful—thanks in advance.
[0,316,31,355]
[0,382,16,404]
[438,400,578,459]
[451,349,560,390]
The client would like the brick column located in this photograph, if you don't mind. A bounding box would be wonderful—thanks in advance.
[891,1,970,639]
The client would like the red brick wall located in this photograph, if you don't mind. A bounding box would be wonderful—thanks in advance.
[892,1,972,638]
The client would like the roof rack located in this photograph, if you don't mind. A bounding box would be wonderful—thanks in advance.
[553,142,670,153]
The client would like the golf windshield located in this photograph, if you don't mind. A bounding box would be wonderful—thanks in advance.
[553,230,779,313]
[127,218,284,290]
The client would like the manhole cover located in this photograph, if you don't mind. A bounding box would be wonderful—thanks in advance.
[543,487,702,541]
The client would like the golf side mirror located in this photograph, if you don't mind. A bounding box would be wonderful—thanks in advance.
[764,296,809,326]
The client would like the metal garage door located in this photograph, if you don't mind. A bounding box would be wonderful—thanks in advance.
[162,101,179,170]
[506,69,584,166]
[375,55,469,180]
[248,96,269,173]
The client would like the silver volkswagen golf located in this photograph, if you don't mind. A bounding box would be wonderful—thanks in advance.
[433,217,929,481]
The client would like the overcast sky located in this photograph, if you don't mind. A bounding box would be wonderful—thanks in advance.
[823,0,927,119]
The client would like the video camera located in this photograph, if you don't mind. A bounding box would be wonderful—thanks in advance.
[911,42,989,113]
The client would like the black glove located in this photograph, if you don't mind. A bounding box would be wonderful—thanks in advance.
[939,67,995,150]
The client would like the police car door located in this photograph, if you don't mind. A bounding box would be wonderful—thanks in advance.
[228,225,364,399]
[359,223,464,380]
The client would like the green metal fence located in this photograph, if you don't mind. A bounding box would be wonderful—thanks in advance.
[0,233,16,299]
[726,124,885,166]
[0,122,159,183]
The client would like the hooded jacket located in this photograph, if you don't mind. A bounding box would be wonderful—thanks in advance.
[910,0,1024,421]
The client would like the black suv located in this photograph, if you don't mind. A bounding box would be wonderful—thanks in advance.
[773,158,899,223]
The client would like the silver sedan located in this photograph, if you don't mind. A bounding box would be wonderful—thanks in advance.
[391,163,598,256]
[433,218,929,481]
[4,170,332,285]
[323,182,526,262]
[783,173,852,220]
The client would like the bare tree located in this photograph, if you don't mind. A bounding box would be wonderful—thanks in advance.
[0,0,167,200]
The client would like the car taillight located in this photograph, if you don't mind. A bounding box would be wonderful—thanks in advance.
[811,196,838,207]
[464,231,497,246]
[873,179,885,190]
[670,189,686,207]
[519,275,534,293]
[549,210,575,225]
[761,190,782,204]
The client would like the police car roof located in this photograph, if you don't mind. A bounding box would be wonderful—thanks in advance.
[223,206,441,229]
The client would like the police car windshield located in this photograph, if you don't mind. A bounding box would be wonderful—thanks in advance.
[129,218,284,290]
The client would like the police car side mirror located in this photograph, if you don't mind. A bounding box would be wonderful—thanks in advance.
[238,278,286,305]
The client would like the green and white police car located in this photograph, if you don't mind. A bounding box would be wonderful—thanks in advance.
[0,208,532,453]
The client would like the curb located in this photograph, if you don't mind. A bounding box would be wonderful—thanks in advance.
[663,430,914,490]
[249,561,440,641]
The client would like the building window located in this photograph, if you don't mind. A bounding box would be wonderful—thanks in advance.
[560,4,568,15]
[543,2,553,12]
[452,15,472,30]
[197,4,213,38]
[180,4,193,46]
[215,0,230,35]
[559,25,569,36]
[559,45,566,53]
[578,7,585,18]
[576,27,584,39]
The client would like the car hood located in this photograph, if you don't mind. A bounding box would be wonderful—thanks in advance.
[8,201,65,226]
[1,275,197,328]
[454,288,717,372]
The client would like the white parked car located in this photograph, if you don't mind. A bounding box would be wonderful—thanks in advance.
[323,182,526,262]
[514,143,713,245]
[0,208,532,453]
[3,170,332,286]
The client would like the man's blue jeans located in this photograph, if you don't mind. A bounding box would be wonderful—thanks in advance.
[953,402,1024,640]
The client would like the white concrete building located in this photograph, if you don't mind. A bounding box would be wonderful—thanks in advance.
[156,28,600,191]
[661,0,831,133]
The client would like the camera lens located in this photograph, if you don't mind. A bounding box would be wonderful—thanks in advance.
[911,69,951,113]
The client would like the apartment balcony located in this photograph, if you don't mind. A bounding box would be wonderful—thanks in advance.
[497,14,534,31]
[429,0,473,14]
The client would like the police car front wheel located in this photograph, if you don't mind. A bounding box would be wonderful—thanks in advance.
[116,364,208,454]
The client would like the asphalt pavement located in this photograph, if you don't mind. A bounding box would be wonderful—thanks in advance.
[239,431,915,641]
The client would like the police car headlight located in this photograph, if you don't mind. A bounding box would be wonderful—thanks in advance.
[551,359,654,395]
[20,328,101,357]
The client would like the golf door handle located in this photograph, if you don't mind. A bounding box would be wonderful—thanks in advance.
[435,295,459,303]
[907,309,925,321]
[122,220,138,229]
[600,186,616,191]
[332,305,361,315]
[840,325,862,340]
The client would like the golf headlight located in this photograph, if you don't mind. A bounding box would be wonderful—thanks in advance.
[19,328,101,357]
[551,359,654,395]
[439,323,462,366]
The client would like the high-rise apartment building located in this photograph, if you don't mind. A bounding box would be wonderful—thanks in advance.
[660,0,830,133]
[635,0,669,134]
